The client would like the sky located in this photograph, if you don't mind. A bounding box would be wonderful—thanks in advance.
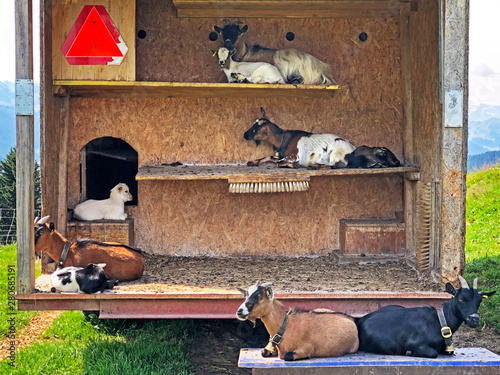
[0,0,499,106]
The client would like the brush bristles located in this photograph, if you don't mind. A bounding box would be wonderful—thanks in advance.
[229,180,310,193]
[416,183,432,271]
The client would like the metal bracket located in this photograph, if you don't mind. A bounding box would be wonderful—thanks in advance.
[444,89,463,128]
[15,79,34,115]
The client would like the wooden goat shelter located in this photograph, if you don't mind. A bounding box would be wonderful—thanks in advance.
[17,0,469,318]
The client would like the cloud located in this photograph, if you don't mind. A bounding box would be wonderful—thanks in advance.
[471,63,497,77]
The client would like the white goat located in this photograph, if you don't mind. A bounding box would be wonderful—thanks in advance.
[74,183,132,221]
[214,47,285,84]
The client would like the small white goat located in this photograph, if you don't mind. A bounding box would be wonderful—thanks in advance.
[74,183,132,221]
[213,47,285,84]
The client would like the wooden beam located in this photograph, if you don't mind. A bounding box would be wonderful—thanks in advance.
[15,0,35,295]
[440,0,468,284]
[172,0,416,18]
[52,81,340,99]
[56,95,69,236]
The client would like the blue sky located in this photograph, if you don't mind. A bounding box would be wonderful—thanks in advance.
[0,0,499,105]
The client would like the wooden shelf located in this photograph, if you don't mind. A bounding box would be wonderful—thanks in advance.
[172,0,417,18]
[136,163,419,181]
[53,81,340,99]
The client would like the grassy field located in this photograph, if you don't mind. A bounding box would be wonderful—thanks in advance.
[0,244,40,339]
[1,312,197,374]
[0,165,499,373]
[464,165,500,331]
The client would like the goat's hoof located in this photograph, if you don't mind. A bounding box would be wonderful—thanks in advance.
[50,287,56,293]
[283,352,296,361]
[247,161,258,167]
[261,348,272,357]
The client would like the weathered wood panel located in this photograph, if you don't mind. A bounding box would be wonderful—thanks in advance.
[339,219,405,255]
[67,220,134,246]
[52,0,135,81]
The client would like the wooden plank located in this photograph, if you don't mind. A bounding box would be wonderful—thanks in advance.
[53,81,340,99]
[56,95,69,236]
[172,0,416,18]
[136,164,419,181]
[15,0,35,295]
[440,0,468,284]
[52,0,135,81]
[240,348,500,375]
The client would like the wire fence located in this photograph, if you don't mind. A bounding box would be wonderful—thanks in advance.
[0,208,41,245]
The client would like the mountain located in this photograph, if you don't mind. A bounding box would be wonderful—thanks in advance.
[468,118,500,156]
[468,150,500,172]
[0,81,40,161]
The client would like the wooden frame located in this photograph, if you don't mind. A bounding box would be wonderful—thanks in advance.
[16,0,469,313]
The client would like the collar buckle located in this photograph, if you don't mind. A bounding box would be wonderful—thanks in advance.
[441,326,452,339]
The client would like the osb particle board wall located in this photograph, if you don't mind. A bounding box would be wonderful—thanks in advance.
[63,0,405,256]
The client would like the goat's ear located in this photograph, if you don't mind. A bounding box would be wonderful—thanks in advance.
[445,282,457,296]
[211,49,217,56]
[239,25,248,35]
[481,291,497,299]
[214,26,223,34]
[230,49,236,56]
[237,287,247,295]
[259,107,266,118]
[265,286,274,301]
[49,222,55,232]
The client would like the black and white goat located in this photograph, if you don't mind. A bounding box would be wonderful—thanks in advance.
[213,47,285,84]
[50,263,118,294]
[244,107,355,169]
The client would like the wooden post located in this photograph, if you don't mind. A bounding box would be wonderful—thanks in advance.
[440,0,469,284]
[15,0,35,294]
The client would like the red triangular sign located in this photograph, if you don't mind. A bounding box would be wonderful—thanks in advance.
[61,5,128,65]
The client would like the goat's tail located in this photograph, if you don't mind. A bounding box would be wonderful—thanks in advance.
[275,49,337,85]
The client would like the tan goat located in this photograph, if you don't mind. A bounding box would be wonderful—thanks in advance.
[34,216,144,281]
[236,281,359,361]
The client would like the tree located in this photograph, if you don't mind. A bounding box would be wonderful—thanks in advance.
[0,148,41,243]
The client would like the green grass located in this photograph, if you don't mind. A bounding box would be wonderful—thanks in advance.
[1,311,197,374]
[465,165,500,331]
[0,244,41,339]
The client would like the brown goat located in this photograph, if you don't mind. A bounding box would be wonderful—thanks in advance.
[34,216,144,281]
[237,281,359,361]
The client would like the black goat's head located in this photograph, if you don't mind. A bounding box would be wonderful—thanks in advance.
[213,20,248,50]
[446,275,496,328]
[243,107,275,146]
[347,145,400,168]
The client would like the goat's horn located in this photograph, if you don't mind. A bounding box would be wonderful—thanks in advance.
[458,275,469,289]
[223,18,230,24]
[34,216,39,225]
[473,277,478,290]
[37,215,51,226]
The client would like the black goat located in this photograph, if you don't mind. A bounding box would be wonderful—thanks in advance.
[213,20,248,50]
[356,276,496,358]
[347,145,400,168]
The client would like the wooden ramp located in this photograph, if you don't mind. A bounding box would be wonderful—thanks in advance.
[238,348,500,374]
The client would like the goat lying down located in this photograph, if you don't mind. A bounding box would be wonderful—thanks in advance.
[237,281,359,361]
[213,47,285,84]
[35,216,144,281]
[244,107,355,169]
[347,145,400,168]
[74,183,132,221]
[50,263,118,294]
[237,43,336,85]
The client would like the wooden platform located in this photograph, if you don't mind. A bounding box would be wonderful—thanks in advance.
[18,275,449,318]
[238,348,500,374]
[136,164,419,181]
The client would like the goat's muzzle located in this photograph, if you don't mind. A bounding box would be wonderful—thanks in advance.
[466,313,480,328]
